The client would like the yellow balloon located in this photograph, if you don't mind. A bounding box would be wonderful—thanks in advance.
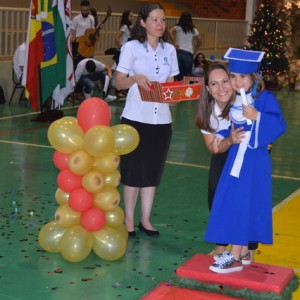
[93,152,120,175]
[104,170,121,187]
[38,221,66,253]
[114,224,129,241]
[105,207,125,228]
[59,225,93,263]
[92,226,127,261]
[69,149,93,175]
[82,169,105,193]
[111,124,140,155]
[94,185,120,211]
[83,125,115,157]
[48,117,84,154]
[55,188,70,205]
[54,204,81,228]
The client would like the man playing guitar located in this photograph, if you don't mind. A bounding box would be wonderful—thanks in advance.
[71,0,95,68]
[71,1,112,68]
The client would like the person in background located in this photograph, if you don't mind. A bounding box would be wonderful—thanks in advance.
[13,42,26,81]
[168,11,201,81]
[113,10,135,99]
[192,52,209,77]
[115,10,135,48]
[71,0,95,68]
[75,58,117,102]
[115,3,179,238]
[90,7,98,28]
[205,48,286,274]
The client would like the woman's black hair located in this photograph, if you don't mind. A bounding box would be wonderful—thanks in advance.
[176,12,195,34]
[120,10,133,30]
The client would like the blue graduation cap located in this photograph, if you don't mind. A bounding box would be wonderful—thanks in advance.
[224,48,265,74]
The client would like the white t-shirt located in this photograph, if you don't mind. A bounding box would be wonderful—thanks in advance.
[201,102,231,134]
[13,42,26,80]
[119,25,131,47]
[75,58,105,81]
[116,40,179,125]
[173,26,199,54]
[71,14,95,38]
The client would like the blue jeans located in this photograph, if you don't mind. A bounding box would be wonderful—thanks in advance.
[77,71,106,94]
[176,49,193,81]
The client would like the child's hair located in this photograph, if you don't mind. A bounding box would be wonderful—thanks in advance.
[196,62,234,132]
[248,73,265,98]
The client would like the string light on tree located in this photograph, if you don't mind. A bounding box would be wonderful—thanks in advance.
[284,0,300,9]
[244,0,289,79]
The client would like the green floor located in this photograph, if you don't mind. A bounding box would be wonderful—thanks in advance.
[0,89,299,300]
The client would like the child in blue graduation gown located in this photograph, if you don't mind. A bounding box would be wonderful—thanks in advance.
[205,48,287,274]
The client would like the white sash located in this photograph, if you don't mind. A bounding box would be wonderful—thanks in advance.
[230,131,251,178]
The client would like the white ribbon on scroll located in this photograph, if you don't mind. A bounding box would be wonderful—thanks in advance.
[240,88,252,125]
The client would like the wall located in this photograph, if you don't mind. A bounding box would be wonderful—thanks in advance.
[0,0,245,18]
[176,0,247,19]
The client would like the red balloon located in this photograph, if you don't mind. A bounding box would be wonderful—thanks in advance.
[57,170,82,192]
[77,98,111,132]
[53,150,69,170]
[81,207,106,232]
[69,188,93,212]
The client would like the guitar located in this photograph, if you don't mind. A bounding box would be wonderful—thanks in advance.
[76,6,112,58]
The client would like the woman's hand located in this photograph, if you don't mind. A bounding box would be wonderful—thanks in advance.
[132,74,151,91]
[116,72,150,90]
[212,135,222,152]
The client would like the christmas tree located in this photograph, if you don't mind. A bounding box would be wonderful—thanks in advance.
[245,0,289,79]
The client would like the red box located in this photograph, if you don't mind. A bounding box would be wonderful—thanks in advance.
[139,76,203,103]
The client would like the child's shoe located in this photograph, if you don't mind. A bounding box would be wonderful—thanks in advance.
[209,253,243,274]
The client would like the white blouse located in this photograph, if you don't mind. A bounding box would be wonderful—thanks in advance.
[201,102,230,134]
[173,26,199,54]
[119,25,131,47]
[116,40,179,125]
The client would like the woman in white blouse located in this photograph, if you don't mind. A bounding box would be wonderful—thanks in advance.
[169,12,201,80]
[115,10,135,48]
[115,3,179,238]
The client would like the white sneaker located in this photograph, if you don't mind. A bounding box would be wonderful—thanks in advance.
[209,253,243,274]
[83,92,92,99]
[213,251,231,261]
[104,95,117,102]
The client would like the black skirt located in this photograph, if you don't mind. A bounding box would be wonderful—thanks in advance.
[120,117,172,187]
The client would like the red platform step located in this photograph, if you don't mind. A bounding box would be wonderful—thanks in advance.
[176,253,294,294]
[140,282,243,300]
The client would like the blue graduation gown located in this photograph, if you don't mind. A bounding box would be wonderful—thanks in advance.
[204,91,286,246]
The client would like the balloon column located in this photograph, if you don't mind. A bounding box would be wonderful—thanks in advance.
[38,98,139,262]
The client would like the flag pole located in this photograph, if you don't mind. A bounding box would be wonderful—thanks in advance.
[30,66,64,123]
